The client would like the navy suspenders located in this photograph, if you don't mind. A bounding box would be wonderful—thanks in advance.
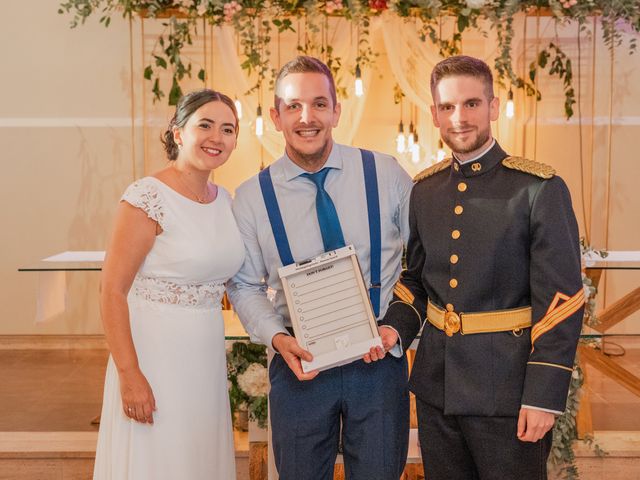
[258,168,295,266]
[360,149,382,317]
[258,149,382,317]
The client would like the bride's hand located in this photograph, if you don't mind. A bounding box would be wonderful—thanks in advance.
[119,368,156,424]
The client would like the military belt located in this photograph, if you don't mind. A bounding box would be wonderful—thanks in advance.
[427,300,532,337]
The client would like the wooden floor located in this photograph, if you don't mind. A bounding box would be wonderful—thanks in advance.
[0,336,639,479]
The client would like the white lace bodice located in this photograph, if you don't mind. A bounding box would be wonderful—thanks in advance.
[121,177,244,308]
[131,275,225,308]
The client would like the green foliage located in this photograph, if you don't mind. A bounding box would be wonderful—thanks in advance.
[547,240,609,479]
[580,238,608,327]
[59,0,640,115]
[549,360,606,479]
[530,43,575,118]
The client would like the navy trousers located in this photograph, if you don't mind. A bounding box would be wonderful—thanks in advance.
[416,398,552,480]
[269,353,410,480]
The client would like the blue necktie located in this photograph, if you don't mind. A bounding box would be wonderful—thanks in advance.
[301,168,346,252]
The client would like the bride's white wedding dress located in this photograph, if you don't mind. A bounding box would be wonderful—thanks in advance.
[94,177,244,480]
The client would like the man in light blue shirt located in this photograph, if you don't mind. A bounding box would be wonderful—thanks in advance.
[228,56,412,480]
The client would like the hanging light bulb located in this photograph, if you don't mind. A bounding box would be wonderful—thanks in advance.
[411,133,421,164]
[506,89,515,119]
[407,122,415,149]
[437,139,446,161]
[354,63,364,97]
[234,97,243,120]
[255,105,264,137]
[396,121,406,153]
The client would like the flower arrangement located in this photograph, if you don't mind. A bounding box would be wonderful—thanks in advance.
[226,340,269,429]
[59,0,640,117]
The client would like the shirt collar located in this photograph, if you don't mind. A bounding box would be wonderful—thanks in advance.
[281,142,344,182]
[453,138,496,165]
[451,139,508,178]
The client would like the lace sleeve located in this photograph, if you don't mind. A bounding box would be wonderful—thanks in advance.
[121,178,166,229]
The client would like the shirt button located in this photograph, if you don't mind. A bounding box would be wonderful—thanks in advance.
[454,205,463,215]
[451,230,461,240]
[458,182,467,192]
[450,254,459,264]
[446,303,455,312]
[449,279,458,288]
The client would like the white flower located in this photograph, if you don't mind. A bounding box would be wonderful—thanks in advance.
[465,0,487,9]
[572,369,580,379]
[237,363,269,397]
[197,3,208,15]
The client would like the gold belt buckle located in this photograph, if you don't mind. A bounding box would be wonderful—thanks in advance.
[444,311,461,336]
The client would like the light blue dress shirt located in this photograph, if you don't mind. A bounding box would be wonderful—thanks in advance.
[227,143,413,349]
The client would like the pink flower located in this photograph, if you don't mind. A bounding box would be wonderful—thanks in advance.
[325,0,343,14]
[223,1,242,22]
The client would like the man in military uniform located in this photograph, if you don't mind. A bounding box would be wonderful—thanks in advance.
[369,55,585,479]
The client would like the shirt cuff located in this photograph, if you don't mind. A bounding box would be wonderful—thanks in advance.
[262,324,290,353]
[521,404,564,416]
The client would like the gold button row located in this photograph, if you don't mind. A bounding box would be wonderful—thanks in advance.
[450,182,465,292]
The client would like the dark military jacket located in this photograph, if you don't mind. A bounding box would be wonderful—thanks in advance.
[382,141,584,416]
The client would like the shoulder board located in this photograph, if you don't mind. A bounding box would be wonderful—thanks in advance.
[414,158,452,182]
[502,156,555,179]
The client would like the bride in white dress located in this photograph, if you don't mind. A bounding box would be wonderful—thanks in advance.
[94,89,244,480]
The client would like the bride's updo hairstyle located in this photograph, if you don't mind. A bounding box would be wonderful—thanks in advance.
[161,89,239,161]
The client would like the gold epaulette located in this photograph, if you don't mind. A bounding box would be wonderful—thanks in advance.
[413,158,452,182]
[502,156,555,179]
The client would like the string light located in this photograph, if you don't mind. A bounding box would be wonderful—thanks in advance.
[506,89,515,119]
[396,121,406,153]
[354,63,364,97]
[407,121,415,149]
[437,139,446,161]
[255,105,264,137]
[234,96,243,119]
[411,133,421,164]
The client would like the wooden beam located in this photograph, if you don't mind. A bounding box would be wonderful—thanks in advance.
[578,345,640,398]
[576,356,594,438]
[249,442,268,480]
[585,268,604,289]
[592,286,640,333]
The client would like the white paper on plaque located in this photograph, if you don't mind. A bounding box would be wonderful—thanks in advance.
[279,245,381,372]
